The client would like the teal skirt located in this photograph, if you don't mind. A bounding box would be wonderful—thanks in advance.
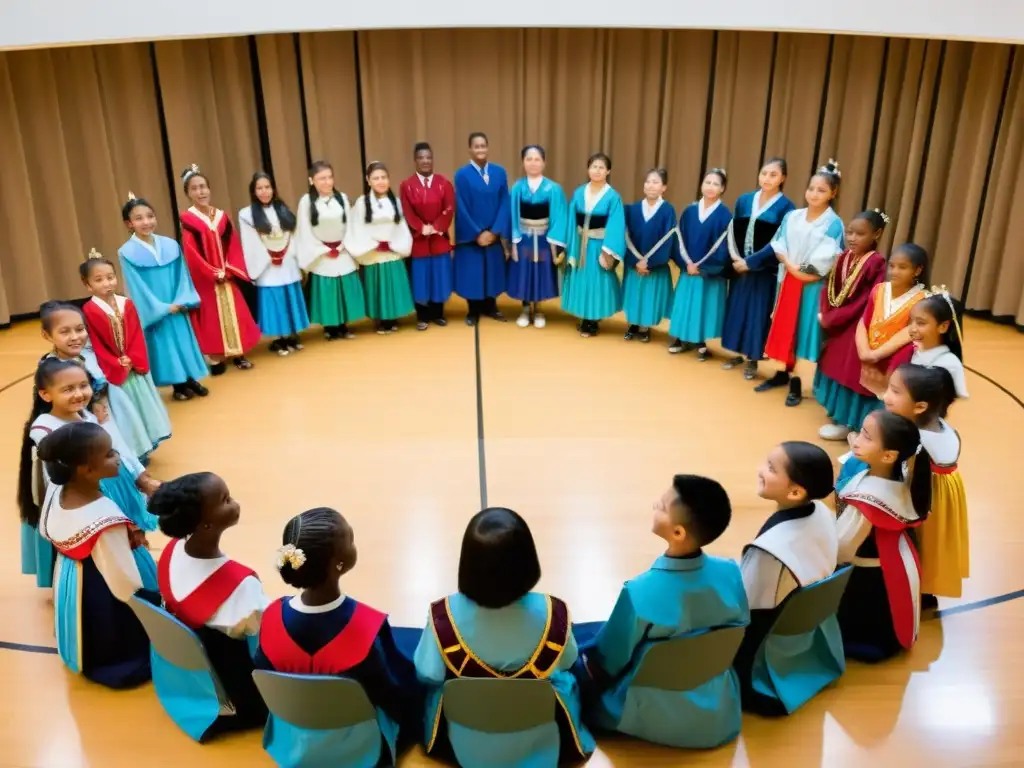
[561,256,622,321]
[668,274,727,343]
[364,261,415,320]
[794,281,824,363]
[622,268,673,327]
[813,369,882,430]
[309,272,367,326]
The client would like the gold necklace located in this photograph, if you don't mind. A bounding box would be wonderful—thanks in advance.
[827,250,873,307]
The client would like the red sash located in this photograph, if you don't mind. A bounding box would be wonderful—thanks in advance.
[323,240,342,258]
[268,247,288,267]
[931,462,957,475]
[57,520,133,560]
[157,538,258,629]
[258,597,387,675]
[764,272,804,368]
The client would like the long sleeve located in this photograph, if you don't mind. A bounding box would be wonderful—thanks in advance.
[170,242,202,309]
[413,610,446,684]
[123,301,151,373]
[400,181,425,233]
[119,257,171,329]
[769,211,792,257]
[238,210,272,281]
[489,171,512,240]
[821,257,885,332]
[601,191,627,261]
[181,230,221,287]
[295,195,323,271]
[343,198,378,258]
[745,241,781,272]
[389,202,414,257]
[700,213,733,276]
[91,526,145,603]
[646,207,679,269]
[435,179,455,233]
[207,576,271,638]
[510,182,523,244]
[584,587,646,680]
[454,171,484,245]
[546,183,569,249]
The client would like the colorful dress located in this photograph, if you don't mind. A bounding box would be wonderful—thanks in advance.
[622,198,678,328]
[917,420,969,597]
[238,204,310,337]
[669,199,732,344]
[561,183,627,321]
[346,195,415,321]
[508,176,569,303]
[858,281,927,395]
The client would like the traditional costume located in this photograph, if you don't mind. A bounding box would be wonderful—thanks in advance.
[720,190,795,366]
[669,199,732,346]
[857,281,927,394]
[836,470,923,661]
[508,176,569,307]
[912,344,969,398]
[414,592,595,765]
[179,206,261,359]
[296,192,367,334]
[117,234,208,386]
[238,205,310,339]
[580,553,748,748]
[561,183,627,323]
[346,195,415,324]
[622,198,678,333]
[40,484,158,688]
[736,501,842,715]
[453,161,511,317]
[917,420,969,597]
[400,172,455,323]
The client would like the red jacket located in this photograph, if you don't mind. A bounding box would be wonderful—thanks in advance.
[400,174,455,257]
[82,295,151,386]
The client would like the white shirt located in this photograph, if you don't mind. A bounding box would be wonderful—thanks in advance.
[296,193,358,278]
[752,190,782,219]
[418,173,433,189]
[698,198,721,223]
[526,175,543,193]
[345,195,413,265]
[238,205,302,287]
[641,197,664,222]
[912,344,969,398]
[288,593,347,614]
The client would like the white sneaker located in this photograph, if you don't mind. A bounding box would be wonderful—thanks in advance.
[516,311,530,328]
[534,312,546,329]
[818,423,851,441]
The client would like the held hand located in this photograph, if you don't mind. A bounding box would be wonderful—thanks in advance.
[475,232,488,247]
[119,356,132,368]
[511,243,519,262]
[137,474,162,497]
[168,304,181,314]
[216,271,227,283]
[776,250,786,262]
[553,248,565,266]
[637,261,650,276]
[422,224,435,236]
[127,528,149,550]
[599,252,612,271]
[732,260,749,274]
[686,263,700,276]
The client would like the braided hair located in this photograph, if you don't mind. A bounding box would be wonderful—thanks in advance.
[307,160,347,227]
[248,171,297,234]
[363,161,401,224]
[871,411,933,519]
[278,507,354,589]
[148,472,216,539]
[37,421,108,486]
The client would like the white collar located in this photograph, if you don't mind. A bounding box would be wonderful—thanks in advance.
[698,198,721,222]
[418,173,433,187]
[840,470,919,523]
[188,206,223,230]
[89,295,127,317]
[288,593,346,614]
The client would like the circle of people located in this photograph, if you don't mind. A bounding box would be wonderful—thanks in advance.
[16,131,972,765]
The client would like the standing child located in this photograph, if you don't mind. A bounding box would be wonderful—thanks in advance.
[508,145,569,329]
[759,161,845,406]
[720,158,796,379]
[622,168,679,343]
[347,161,416,334]
[179,164,261,374]
[118,195,209,402]
[836,410,932,661]
[903,290,969,398]
[239,171,310,355]
[37,422,159,688]
[80,255,173,454]
[814,210,889,440]
[561,152,627,338]
[668,168,732,360]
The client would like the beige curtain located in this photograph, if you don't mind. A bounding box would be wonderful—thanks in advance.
[255,34,308,208]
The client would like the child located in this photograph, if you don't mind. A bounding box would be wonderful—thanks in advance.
[150,472,270,732]
[576,475,747,749]
[400,142,456,330]
[759,161,845,406]
[720,157,796,379]
[239,171,310,355]
[561,152,627,338]
[37,422,158,688]
[255,508,423,758]
[179,164,260,374]
[622,168,679,343]
[414,507,594,765]
[346,161,416,334]
[453,132,512,325]
[296,160,367,340]
[814,210,890,440]
[736,441,841,715]
[80,253,173,454]
[854,243,928,396]
[117,194,209,402]
[903,290,969,398]
[836,410,932,661]
[668,167,732,360]
[507,144,569,329]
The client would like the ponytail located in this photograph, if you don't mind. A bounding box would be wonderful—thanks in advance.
[908,451,933,521]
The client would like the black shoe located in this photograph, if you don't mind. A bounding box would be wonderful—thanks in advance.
[921,593,939,611]
[209,361,227,376]
[433,317,448,327]
[465,315,478,327]
[624,325,638,341]
[172,384,194,401]
[754,371,789,392]
[287,335,304,351]
[487,310,507,323]
[638,328,651,344]
[785,376,803,407]
[185,378,209,397]
[325,327,340,341]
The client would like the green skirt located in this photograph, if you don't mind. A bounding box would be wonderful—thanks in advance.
[309,273,367,327]
[364,261,415,320]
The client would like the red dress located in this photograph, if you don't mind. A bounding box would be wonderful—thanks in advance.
[179,207,261,357]
[82,295,151,386]
[399,174,455,257]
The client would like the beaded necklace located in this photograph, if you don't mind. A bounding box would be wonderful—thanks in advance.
[827,250,875,307]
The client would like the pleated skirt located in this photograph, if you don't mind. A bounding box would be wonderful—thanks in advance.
[364,261,416,320]
[813,369,882,431]
[561,249,622,321]
[668,274,727,343]
[794,281,824,363]
[120,371,171,450]
[622,268,673,327]
[107,384,156,459]
[918,472,970,597]
[507,238,559,303]
[309,273,367,327]
[258,281,311,337]
[410,253,454,305]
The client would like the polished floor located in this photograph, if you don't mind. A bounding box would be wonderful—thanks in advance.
[1,300,1022,766]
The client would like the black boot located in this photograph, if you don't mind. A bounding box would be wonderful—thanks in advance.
[754,370,789,392]
[785,376,803,407]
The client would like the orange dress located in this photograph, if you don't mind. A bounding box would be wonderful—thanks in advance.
[858,282,926,394]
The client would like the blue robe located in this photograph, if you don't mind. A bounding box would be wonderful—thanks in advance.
[561,184,627,321]
[579,553,748,749]
[720,191,795,359]
[118,235,208,387]
[508,177,569,303]
[414,591,595,766]
[669,201,733,344]
[453,162,511,300]
[622,201,678,328]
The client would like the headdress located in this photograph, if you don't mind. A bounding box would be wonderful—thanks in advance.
[872,207,891,226]
[87,247,103,261]
[274,543,306,571]
[818,158,842,179]
[126,191,137,202]
[925,285,964,342]
[365,160,385,174]
[181,164,202,185]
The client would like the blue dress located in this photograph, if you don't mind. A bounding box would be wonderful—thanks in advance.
[118,234,208,387]
[453,163,511,301]
[669,201,733,344]
[508,177,569,303]
[579,553,749,748]
[561,184,627,321]
[622,200,678,328]
[720,191,795,359]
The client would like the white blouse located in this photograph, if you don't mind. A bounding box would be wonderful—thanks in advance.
[238,205,302,288]
[345,195,413,265]
[296,194,359,278]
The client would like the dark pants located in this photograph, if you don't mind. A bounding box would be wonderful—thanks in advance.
[416,302,445,322]
[467,297,497,318]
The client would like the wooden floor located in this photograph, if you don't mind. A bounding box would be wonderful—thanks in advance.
[1,301,1023,767]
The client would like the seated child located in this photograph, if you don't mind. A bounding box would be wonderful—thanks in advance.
[149,472,270,733]
[413,507,595,766]
[837,411,932,661]
[255,507,422,761]
[576,474,748,749]
[735,441,841,715]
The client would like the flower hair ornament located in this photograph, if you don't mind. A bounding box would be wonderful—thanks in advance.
[872,208,891,226]
[926,284,964,341]
[87,247,104,260]
[819,159,842,179]
[275,543,306,570]
[126,190,137,202]
[182,164,202,185]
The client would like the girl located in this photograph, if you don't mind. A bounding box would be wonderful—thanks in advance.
[179,164,260,374]
[720,158,796,379]
[80,254,173,454]
[297,160,367,340]
[814,210,890,440]
[902,290,969,398]
[414,507,594,765]
[855,243,929,396]
[150,473,270,732]
[561,152,627,338]
[118,195,209,402]
[622,168,679,343]
[37,422,158,688]
[346,161,416,334]
[239,171,310,355]
[759,161,845,406]
[255,508,422,760]
[668,167,732,360]
[508,144,569,329]
[836,410,932,662]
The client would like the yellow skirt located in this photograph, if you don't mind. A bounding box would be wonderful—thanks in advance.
[918,471,969,597]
